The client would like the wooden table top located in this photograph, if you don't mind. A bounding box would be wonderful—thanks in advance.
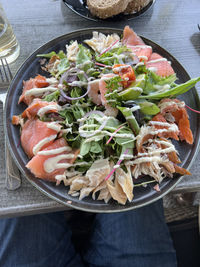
[0,0,200,218]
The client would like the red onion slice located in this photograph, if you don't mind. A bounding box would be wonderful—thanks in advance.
[99,39,119,56]
[185,104,200,114]
[79,110,107,138]
[60,84,90,101]
[59,67,89,87]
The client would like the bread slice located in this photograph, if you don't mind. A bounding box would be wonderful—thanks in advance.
[87,0,131,19]
[124,0,151,14]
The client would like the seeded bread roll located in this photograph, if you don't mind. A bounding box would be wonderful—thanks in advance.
[124,0,151,14]
[87,0,131,19]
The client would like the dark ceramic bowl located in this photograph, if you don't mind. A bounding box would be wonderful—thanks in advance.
[62,0,155,22]
[4,28,200,213]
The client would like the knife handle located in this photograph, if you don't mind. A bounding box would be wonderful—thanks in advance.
[5,144,21,190]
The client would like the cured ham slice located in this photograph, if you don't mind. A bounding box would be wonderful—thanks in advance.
[19,75,49,105]
[21,118,61,158]
[26,138,79,182]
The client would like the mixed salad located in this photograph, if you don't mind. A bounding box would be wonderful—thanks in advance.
[12,26,200,205]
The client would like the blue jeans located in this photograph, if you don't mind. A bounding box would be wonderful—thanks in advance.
[0,200,177,267]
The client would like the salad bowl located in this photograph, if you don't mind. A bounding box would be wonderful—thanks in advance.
[4,28,200,213]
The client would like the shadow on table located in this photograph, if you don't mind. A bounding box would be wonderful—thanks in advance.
[190,31,200,57]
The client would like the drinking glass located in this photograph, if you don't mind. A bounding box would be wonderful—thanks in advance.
[0,4,20,64]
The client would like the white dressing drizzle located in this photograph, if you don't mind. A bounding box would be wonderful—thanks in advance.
[149,121,175,127]
[148,67,157,72]
[133,45,152,49]
[37,105,59,118]
[130,105,140,112]
[46,77,58,84]
[44,154,74,173]
[147,58,168,64]
[32,134,57,155]
[25,86,58,96]
[55,174,68,186]
[83,131,135,143]
[37,146,71,156]
[130,86,143,92]
[47,122,62,132]
[153,84,170,91]
[68,81,88,87]
[112,65,130,72]
[134,62,144,69]
[127,156,165,165]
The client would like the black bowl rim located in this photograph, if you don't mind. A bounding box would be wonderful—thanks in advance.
[62,0,156,22]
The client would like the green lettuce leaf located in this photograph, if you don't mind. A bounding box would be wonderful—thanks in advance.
[139,77,200,99]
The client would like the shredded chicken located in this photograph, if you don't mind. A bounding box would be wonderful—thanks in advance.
[66,41,79,62]
[84,31,120,53]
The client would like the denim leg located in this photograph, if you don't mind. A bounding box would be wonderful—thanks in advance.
[84,200,177,267]
[0,211,84,267]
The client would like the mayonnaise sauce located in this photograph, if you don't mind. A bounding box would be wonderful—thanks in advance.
[44,154,74,173]
[47,122,62,132]
[147,67,157,72]
[68,81,88,87]
[37,105,59,118]
[32,134,57,155]
[37,146,72,156]
[46,77,58,84]
[130,105,140,112]
[147,58,168,64]
[25,86,58,96]
[153,84,170,91]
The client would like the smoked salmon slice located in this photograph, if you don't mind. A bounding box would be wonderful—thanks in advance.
[122,26,152,62]
[21,118,60,158]
[19,75,49,106]
[122,26,145,46]
[99,73,116,106]
[151,113,179,140]
[26,138,79,182]
[22,98,58,119]
[159,99,194,144]
[173,108,194,144]
[146,53,175,77]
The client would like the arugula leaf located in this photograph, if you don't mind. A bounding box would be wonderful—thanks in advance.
[37,51,56,58]
[56,58,70,77]
[90,141,102,153]
[37,50,66,59]
[43,90,60,102]
[105,76,122,107]
[137,100,160,115]
[117,106,140,135]
[95,46,133,66]
[80,141,91,156]
[76,44,94,80]
[106,76,122,91]
[135,64,177,94]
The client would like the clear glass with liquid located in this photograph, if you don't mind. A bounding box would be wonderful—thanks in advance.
[0,4,20,64]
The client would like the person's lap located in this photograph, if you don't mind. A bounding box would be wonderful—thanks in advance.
[0,200,177,267]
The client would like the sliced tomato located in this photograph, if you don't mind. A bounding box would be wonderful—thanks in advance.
[113,64,136,88]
